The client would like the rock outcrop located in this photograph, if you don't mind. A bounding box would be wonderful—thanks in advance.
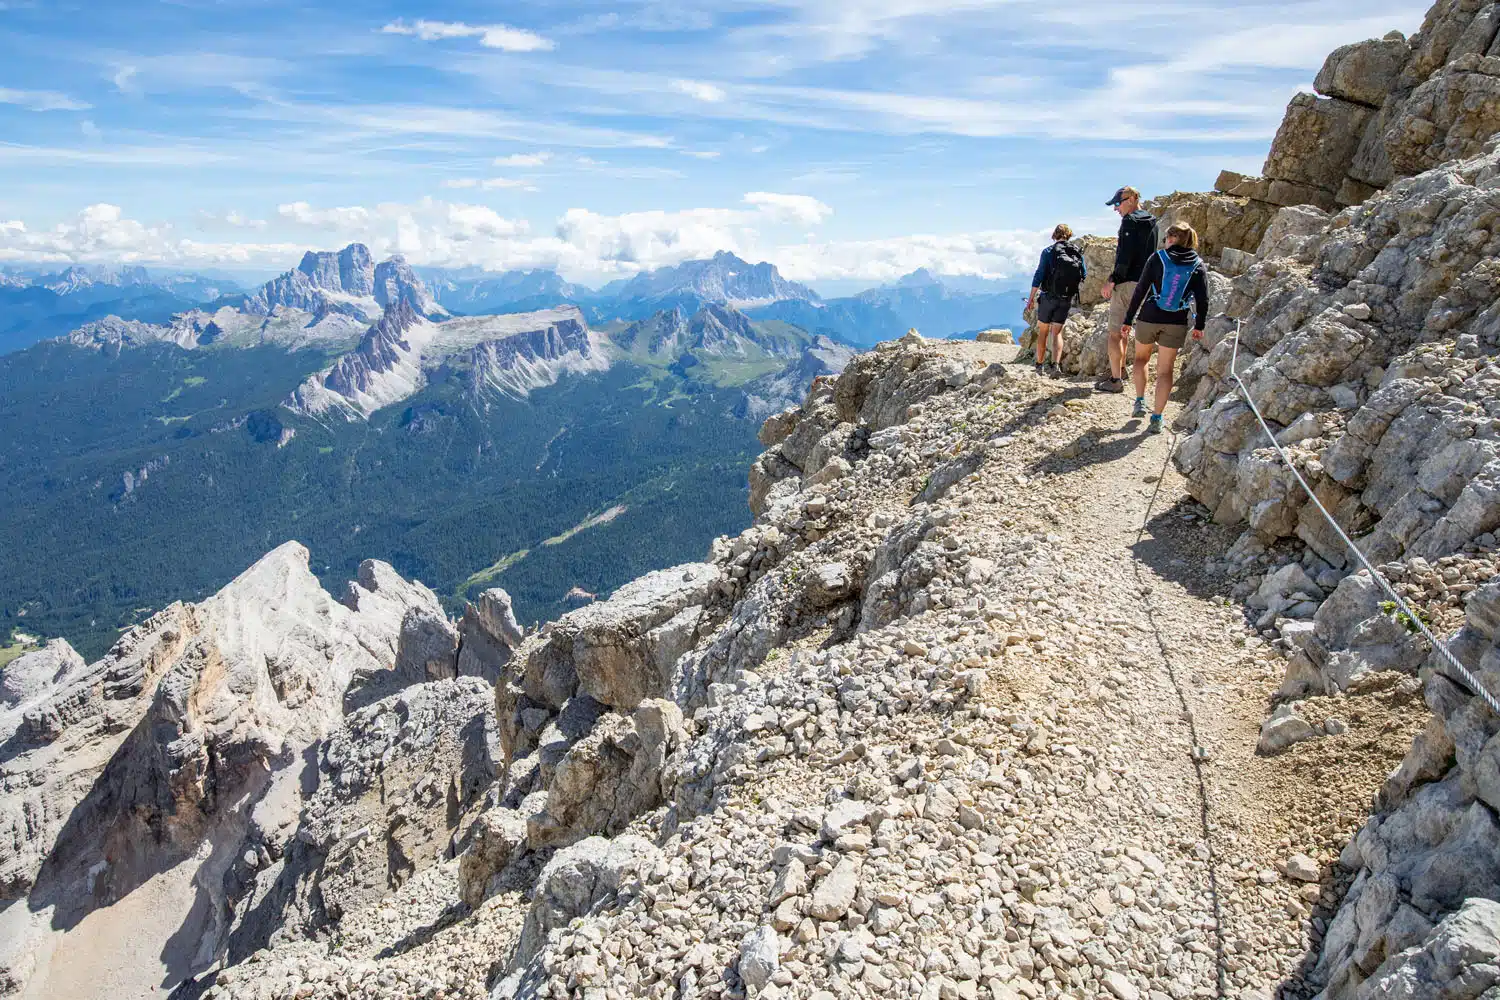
[1311,583,1500,998]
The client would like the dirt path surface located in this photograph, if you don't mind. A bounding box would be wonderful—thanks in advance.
[920,341,1423,998]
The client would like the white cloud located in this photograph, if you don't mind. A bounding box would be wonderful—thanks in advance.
[442,178,479,189]
[670,79,726,102]
[0,87,90,112]
[494,152,551,167]
[0,203,303,266]
[111,65,139,93]
[744,192,832,227]
[278,201,373,229]
[682,150,721,160]
[768,229,1047,284]
[0,197,1038,285]
[381,18,555,52]
[224,210,268,229]
[80,120,101,138]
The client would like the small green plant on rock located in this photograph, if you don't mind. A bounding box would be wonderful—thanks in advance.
[1379,599,1431,635]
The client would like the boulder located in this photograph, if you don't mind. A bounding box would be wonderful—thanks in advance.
[738,926,780,992]
[1262,93,1373,206]
[803,562,855,608]
[1315,36,1411,108]
[526,699,685,848]
[517,563,718,711]
[510,835,661,968]
[1147,190,1277,258]
[0,639,85,708]
[457,807,529,907]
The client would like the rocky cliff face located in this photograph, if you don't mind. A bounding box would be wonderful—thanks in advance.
[736,335,857,423]
[247,244,381,319]
[286,303,602,419]
[0,541,462,992]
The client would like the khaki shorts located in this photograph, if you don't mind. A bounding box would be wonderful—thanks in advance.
[1107,281,1137,330]
[1134,321,1190,350]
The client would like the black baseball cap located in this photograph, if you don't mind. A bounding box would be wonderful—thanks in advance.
[1106,187,1138,206]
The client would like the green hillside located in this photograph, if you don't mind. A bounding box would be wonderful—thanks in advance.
[0,340,762,659]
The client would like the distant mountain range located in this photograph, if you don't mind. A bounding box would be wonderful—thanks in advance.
[417,251,1023,341]
[747,267,1025,346]
[0,244,852,662]
[0,264,241,356]
[0,242,1014,660]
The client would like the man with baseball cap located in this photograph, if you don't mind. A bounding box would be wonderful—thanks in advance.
[1095,186,1159,396]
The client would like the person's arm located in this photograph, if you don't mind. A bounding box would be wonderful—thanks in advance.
[1027,247,1050,308]
[1122,253,1160,329]
[1107,221,1129,286]
[1189,265,1209,336]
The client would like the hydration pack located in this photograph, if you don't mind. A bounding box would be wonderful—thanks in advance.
[1152,250,1199,313]
[1044,242,1084,299]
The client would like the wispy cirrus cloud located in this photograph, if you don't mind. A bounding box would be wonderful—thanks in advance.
[442,177,536,191]
[0,86,90,112]
[381,18,555,52]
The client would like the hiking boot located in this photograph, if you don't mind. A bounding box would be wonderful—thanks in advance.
[1034,361,1045,375]
[1048,364,1066,379]
[1132,397,1148,417]
[1093,377,1125,394]
[1148,414,1164,434]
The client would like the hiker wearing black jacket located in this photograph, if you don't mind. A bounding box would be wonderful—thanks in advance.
[1121,221,1209,434]
[1095,186,1159,394]
[1025,223,1084,377]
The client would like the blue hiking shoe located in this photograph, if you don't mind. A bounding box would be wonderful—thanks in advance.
[1132,397,1148,418]
[1148,414,1164,434]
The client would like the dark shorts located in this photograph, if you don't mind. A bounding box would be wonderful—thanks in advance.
[1037,293,1072,325]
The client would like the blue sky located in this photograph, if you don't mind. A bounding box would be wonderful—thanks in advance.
[0,0,1428,287]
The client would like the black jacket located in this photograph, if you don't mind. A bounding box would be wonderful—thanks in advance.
[1123,246,1210,330]
[1109,210,1159,285]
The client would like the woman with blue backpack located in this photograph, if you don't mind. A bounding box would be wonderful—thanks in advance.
[1120,221,1209,434]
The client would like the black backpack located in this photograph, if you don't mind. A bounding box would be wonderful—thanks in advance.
[1044,242,1084,299]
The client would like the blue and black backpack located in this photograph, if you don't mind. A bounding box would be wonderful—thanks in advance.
[1152,250,1199,313]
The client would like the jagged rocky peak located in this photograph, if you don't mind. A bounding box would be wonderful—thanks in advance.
[894,267,942,288]
[613,250,819,308]
[374,253,443,316]
[298,243,375,295]
[245,243,443,322]
[44,263,153,294]
[0,537,533,995]
[0,542,441,961]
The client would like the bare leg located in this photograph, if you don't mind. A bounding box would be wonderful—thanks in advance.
[1108,329,1126,380]
[1154,346,1180,415]
[1034,323,1047,364]
[1046,324,1062,364]
[1132,341,1152,400]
